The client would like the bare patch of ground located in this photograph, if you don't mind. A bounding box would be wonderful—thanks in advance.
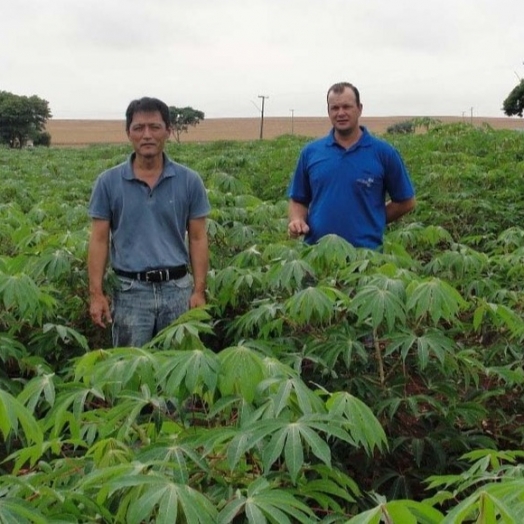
[45,116,524,146]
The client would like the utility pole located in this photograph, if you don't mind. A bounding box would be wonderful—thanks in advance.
[290,109,295,135]
[258,95,268,139]
[470,107,474,125]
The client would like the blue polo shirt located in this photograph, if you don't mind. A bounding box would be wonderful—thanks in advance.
[88,154,210,272]
[288,127,414,248]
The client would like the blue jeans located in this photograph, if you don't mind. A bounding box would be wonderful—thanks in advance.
[111,274,192,347]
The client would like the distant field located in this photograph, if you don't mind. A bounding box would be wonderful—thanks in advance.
[45,116,524,146]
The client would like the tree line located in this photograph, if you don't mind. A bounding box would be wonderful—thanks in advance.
[0,90,204,148]
[1,79,523,149]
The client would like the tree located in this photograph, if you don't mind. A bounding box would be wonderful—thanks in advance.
[168,106,205,143]
[502,79,524,117]
[0,91,52,148]
[386,119,415,134]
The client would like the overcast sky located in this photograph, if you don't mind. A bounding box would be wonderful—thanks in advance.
[2,0,523,120]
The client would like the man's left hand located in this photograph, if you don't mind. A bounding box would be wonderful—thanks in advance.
[190,290,206,309]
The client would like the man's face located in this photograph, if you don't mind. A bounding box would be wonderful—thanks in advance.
[127,111,171,157]
[327,87,362,135]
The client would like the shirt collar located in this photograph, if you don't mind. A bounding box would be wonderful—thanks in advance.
[327,126,371,149]
[121,152,175,180]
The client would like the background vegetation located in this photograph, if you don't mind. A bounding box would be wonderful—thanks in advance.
[1,123,524,522]
[0,91,51,148]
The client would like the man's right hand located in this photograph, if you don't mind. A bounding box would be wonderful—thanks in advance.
[288,219,310,238]
[90,294,112,328]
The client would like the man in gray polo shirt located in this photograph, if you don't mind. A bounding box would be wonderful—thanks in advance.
[88,96,211,347]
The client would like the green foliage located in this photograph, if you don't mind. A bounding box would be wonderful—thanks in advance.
[387,119,415,134]
[0,90,51,148]
[32,131,51,147]
[502,78,524,117]
[169,105,205,143]
[387,117,442,135]
[2,125,524,520]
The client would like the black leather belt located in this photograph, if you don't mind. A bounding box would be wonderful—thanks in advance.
[114,266,187,282]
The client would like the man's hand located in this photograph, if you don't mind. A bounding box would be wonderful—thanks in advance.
[190,290,206,309]
[90,294,112,328]
[288,218,310,238]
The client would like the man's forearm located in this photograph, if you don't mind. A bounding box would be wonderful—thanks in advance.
[288,199,308,222]
[386,197,416,224]
[88,239,109,296]
[189,237,209,293]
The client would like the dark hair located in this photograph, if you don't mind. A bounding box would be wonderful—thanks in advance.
[125,97,170,131]
[326,82,361,106]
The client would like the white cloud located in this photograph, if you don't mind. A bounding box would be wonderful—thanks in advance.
[2,0,523,119]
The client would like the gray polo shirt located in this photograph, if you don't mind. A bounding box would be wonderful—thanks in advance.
[88,154,210,272]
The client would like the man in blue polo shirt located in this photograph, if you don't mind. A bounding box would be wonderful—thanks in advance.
[288,82,415,247]
[88,96,210,347]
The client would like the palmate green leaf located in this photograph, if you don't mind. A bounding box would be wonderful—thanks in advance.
[440,487,520,524]
[98,390,164,440]
[347,499,443,524]
[349,284,406,331]
[257,376,326,417]
[386,500,444,523]
[284,286,349,326]
[264,258,315,292]
[73,348,111,384]
[29,323,89,356]
[230,244,263,268]
[472,300,524,335]
[27,247,74,281]
[137,440,209,483]
[149,307,215,350]
[326,391,387,454]
[112,472,217,524]
[406,277,467,324]
[0,497,48,524]
[305,323,367,372]
[228,222,258,247]
[219,477,315,524]
[0,470,110,521]
[302,233,362,273]
[85,346,159,396]
[305,463,362,502]
[217,345,266,403]
[386,329,457,370]
[262,243,302,264]
[227,415,333,482]
[213,265,263,307]
[298,478,354,513]
[388,222,453,249]
[11,226,50,250]
[17,372,57,413]
[485,364,524,387]
[7,437,88,475]
[86,437,133,468]
[155,348,220,399]
[229,299,284,338]
[209,171,249,194]
[45,383,106,439]
[206,217,227,241]
[0,272,56,323]
[284,423,304,483]
[0,389,43,447]
[0,332,27,363]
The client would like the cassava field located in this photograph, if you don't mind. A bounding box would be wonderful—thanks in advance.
[2,120,524,522]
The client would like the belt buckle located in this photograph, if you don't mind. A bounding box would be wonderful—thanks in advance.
[145,270,162,282]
